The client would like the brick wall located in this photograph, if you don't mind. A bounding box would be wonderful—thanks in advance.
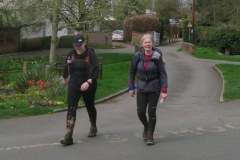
[85,31,112,46]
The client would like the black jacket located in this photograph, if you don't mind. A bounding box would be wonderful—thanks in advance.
[128,47,168,93]
[63,46,100,82]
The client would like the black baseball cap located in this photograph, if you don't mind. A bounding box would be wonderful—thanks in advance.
[73,35,85,46]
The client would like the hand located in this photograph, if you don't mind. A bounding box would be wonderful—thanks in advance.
[129,90,135,97]
[62,79,68,86]
[161,92,167,100]
[80,82,90,91]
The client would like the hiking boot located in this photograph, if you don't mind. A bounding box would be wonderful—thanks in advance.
[146,131,155,145]
[60,136,73,145]
[61,115,75,145]
[146,139,155,145]
[142,128,148,141]
[88,127,98,137]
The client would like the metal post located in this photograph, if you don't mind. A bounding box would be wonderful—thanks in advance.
[189,28,190,43]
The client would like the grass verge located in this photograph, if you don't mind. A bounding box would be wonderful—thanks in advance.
[215,64,240,102]
[193,46,240,62]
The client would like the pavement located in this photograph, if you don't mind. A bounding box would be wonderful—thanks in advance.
[1,41,240,160]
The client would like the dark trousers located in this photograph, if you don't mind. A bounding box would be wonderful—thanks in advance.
[137,91,159,133]
[66,79,97,129]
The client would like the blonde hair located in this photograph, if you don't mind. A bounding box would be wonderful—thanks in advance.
[140,34,155,47]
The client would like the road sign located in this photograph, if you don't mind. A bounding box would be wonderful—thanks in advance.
[187,22,192,28]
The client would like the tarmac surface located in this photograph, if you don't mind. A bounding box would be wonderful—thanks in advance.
[1,41,240,160]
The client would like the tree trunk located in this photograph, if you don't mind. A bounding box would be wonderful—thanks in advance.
[49,0,61,65]
[225,47,230,56]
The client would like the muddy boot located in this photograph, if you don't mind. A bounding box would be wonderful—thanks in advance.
[88,122,98,137]
[60,133,73,145]
[142,127,148,141]
[146,130,155,146]
[60,116,75,145]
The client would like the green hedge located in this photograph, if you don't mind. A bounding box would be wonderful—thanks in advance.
[197,25,240,53]
[20,36,52,52]
[58,35,74,48]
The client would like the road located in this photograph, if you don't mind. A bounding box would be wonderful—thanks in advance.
[0,41,240,160]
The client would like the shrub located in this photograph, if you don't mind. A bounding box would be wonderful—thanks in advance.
[20,36,52,51]
[201,25,240,53]
[123,15,161,42]
[58,35,74,48]
[14,69,51,93]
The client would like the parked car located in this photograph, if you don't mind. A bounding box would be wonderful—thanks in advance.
[112,30,124,41]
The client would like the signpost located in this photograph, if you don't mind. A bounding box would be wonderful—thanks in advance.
[187,22,192,43]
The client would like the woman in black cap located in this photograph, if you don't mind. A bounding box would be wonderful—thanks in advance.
[60,35,100,145]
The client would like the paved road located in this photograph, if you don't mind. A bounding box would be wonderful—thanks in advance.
[1,42,240,160]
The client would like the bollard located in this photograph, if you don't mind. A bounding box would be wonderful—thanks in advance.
[45,65,51,75]
[23,62,28,73]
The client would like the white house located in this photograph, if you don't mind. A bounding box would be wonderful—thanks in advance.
[20,22,76,39]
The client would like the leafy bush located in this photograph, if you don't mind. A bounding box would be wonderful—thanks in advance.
[20,36,52,51]
[58,35,74,48]
[199,25,240,53]
[123,15,161,42]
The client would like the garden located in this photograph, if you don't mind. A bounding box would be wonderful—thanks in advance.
[0,53,134,119]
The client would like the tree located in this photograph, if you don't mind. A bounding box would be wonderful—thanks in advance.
[194,0,240,26]
[49,0,62,65]
[111,0,145,20]
[0,0,50,28]
[154,0,186,21]
[1,0,112,64]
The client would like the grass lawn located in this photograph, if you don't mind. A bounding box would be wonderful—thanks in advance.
[215,64,240,102]
[193,46,240,62]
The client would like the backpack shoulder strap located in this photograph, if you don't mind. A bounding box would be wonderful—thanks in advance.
[138,52,143,63]
[86,48,91,65]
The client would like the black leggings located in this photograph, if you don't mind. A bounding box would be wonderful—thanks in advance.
[66,80,97,126]
[137,91,159,133]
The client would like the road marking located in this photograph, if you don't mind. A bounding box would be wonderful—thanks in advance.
[134,132,165,139]
[196,126,226,132]
[164,130,184,136]
[179,128,202,134]
[224,123,240,129]
[102,134,128,143]
[0,140,84,151]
